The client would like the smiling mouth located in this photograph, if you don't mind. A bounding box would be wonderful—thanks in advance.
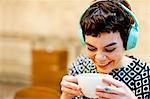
[97,61,112,68]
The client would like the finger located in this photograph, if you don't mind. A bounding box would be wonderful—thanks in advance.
[96,92,118,99]
[63,75,78,83]
[102,77,124,88]
[61,80,80,90]
[61,86,83,96]
[96,85,125,96]
[98,97,109,99]
[96,85,115,94]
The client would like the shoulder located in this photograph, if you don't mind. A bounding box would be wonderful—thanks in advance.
[110,56,150,83]
[128,56,149,71]
[130,56,150,77]
[68,53,97,76]
[124,56,150,76]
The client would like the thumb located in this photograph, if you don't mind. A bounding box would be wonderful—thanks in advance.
[102,76,123,88]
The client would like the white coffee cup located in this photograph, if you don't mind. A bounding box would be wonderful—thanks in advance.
[76,73,108,98]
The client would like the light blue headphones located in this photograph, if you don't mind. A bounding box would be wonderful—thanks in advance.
[120,3,139,50]
[78,1,139,50]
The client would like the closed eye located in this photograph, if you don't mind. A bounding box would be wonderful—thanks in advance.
[86,42,97,52]
[88,47,97,51]
[104,48,116,52]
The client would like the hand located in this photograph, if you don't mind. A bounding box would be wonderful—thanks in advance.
[60,75,83,98]
[96,76,136,99]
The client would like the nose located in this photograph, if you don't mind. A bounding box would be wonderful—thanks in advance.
[95,51,107,62]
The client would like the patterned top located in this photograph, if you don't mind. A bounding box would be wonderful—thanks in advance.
[68,54,150,99]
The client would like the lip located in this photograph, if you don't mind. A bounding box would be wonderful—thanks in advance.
[96,61,112,68]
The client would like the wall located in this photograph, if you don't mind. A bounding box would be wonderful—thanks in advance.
[0,38,32,84]
[0,0,150,84]
[125,0,150,62]
[0,0,91,39]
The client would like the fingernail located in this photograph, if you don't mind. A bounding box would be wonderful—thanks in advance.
[104,87,112,91]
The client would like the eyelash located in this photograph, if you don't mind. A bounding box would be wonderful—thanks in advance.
[87,47,116,52]
[87,47,97,51]
[105,48,116,52]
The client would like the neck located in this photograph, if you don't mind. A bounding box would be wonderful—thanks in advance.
[119,55,133,68]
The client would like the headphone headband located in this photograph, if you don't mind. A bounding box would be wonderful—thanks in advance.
[78,0,139,50]
[91,0,139,29]
[119,3,139,30]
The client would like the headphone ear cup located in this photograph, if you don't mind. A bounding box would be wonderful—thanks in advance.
[78,28,85,47]
[126,25,138,50]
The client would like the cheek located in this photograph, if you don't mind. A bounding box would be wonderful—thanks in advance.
[85,48,95,58]
[110,50,124,63]
[110,53,122,61]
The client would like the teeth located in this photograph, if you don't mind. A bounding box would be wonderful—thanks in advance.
[96,61,112,67]
[99,64,107,66]
[98,62,110,66]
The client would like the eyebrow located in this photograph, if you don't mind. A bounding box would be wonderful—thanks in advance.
[86,42,96,48]
[105,42,117,47]
[86,42,117,48]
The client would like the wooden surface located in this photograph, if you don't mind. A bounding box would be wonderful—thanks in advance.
[32,48,68,92]
[14,48,68,99]
[14,86,60,99]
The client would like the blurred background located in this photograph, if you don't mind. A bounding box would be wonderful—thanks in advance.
[0,0,149,99]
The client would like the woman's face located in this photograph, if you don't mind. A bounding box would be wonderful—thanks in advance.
[85,31,125,74]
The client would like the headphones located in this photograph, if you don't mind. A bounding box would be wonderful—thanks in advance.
[78,1,139,50]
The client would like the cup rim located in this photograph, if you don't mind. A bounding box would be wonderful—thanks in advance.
[76,73,106,78]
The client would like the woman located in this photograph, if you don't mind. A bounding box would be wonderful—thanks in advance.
[60,0,150,99]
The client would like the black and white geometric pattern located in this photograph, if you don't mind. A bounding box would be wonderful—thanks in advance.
[69,54,150,99]
[69,54,98,76]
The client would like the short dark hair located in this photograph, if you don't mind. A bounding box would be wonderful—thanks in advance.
[80,0,134,50]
